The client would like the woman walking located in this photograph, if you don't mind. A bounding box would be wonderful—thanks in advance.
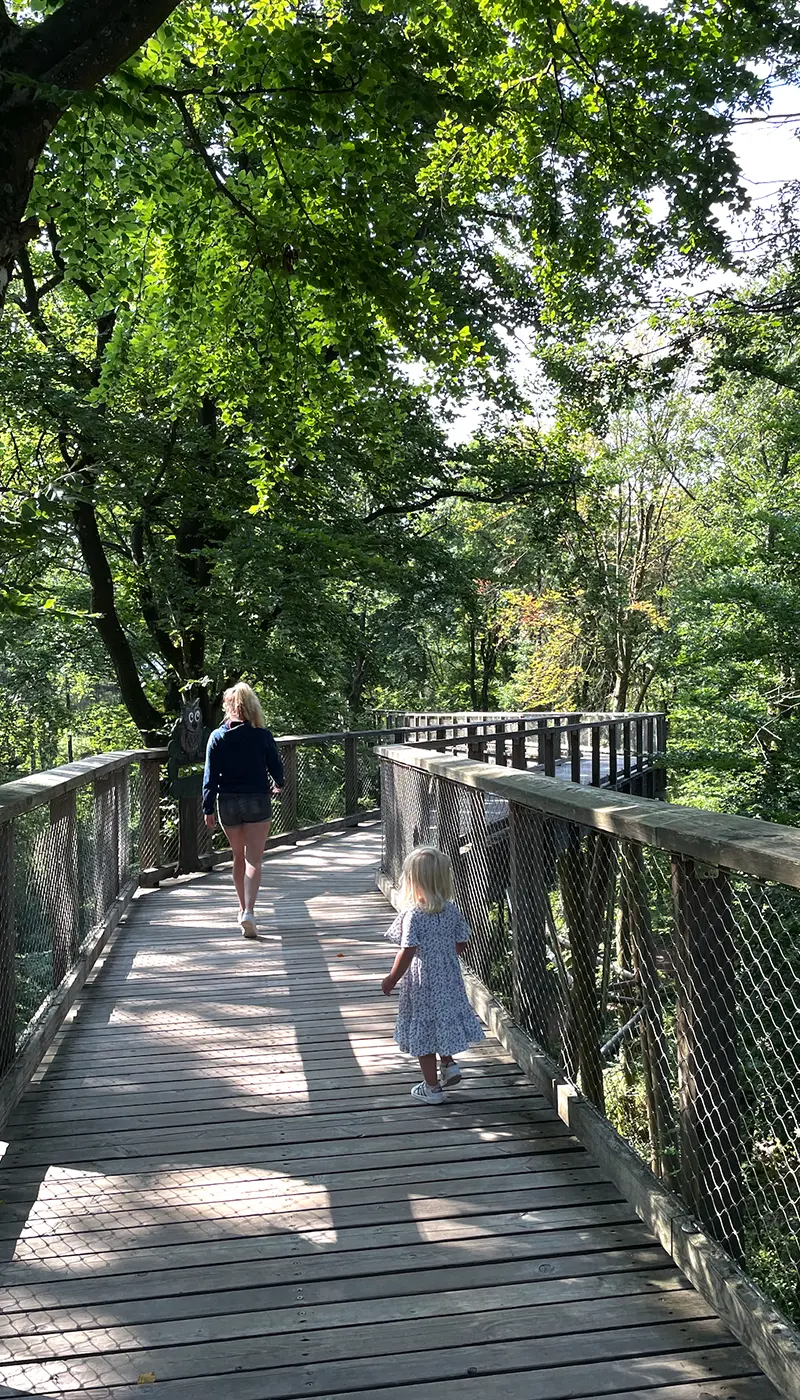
[203,683,284,937]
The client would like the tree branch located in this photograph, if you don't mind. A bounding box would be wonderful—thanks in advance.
[364,478,572,522]
[6,1,182,91]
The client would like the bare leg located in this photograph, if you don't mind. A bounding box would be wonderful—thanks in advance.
[440,1055,455,1067]
[222,824,246,912]
[243,819,272,912]
[418,1053,438,1088]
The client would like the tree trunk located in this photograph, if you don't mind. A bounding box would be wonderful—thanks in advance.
[0,0,182,312]
[73,493,164,738]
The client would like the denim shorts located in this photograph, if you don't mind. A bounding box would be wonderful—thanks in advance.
[217,792,272,828]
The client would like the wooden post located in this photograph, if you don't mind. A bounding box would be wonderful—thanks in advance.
[115,766,130,885]
[591,726,601,787]
[623,721,632,786]
[635,718,644,777]
[94,776,118,914]
[344,734,359,826]
[280,743,299,837]
[654,714,668,799]
[0,821,15,1075]
[464,786,492,985]
[435,726,447,753]
[177,797,202,873]
[467,725,483,762]
[536,718,546,767]
[511,719,527,771]
[569,722,581,783]
[672,854,743,1260]
[543,725,556,777]
[558,828,606,1109]
[494,723,507,767]
[509,803,551,1044]
[138,757,162,876]
[49,791,79,988]
[608,722,618,788]
[622,842,676,1185]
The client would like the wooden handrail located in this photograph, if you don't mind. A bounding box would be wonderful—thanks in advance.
[0,749,167,824]
[375,744,800,889]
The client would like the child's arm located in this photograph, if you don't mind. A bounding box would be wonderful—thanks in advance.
[381,947,416,995]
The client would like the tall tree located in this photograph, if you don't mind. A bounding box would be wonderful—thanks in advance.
[0,0,183,309]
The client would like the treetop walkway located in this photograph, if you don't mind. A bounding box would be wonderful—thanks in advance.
[0,711,798,1398]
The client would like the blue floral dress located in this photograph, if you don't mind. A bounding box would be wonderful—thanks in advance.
[385,902,486,1057]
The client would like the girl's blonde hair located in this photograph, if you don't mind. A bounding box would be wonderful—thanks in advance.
[400,846,453,914]
[223,682,266,729]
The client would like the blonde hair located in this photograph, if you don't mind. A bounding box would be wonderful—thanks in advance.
[400,846,453,914]
[223,682,266,729]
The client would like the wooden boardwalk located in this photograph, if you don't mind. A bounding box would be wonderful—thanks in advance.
[0,825,780,1400]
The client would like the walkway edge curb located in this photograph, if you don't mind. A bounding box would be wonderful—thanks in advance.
[376,869,800,1400]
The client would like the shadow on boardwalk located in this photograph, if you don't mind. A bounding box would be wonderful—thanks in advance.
[0,825,781,1399]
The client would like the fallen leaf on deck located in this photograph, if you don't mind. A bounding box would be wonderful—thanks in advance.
[137,1374,156,1385]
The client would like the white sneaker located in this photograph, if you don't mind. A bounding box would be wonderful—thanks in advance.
[440,1061,462,1087]
[411,1080,444,1105]
[239,911,257,939]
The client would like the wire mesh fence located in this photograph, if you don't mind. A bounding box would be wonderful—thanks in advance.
[379,749,800,1326]
[0,756,150,1069]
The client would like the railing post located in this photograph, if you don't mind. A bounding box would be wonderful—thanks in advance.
[591,725,601,787]
[511,719,526,771]
[115,766,130,886]
[464,787,491,984]
[0,820,15,1075]
[344,734,359,826]
[654,714,668,798]
[622,842,676,1184]
[608,721,618,788]
[435,726,447,753]
[50,791,79,987]
[543,723,556,777]
[536,718,546,768]
[467,725,483,762]
[623,720,632,786]
[509,803,551,1044]
[569,721,581,783]
[672,854,743,1260]
[94,775,118,915]
[280,743,299,837]
[178,797,201,873]
[138,757,162,877]
[494,723,507,767]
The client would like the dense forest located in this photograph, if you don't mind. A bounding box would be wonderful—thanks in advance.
[3,0,800,823]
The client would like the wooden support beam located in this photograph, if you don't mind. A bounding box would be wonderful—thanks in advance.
[672,854,743,1260]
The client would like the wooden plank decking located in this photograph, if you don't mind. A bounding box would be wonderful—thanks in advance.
[0,825,781,1400]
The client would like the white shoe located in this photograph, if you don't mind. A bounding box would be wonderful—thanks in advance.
[411,1080,444,1105]
[239,911,257,939]
[440,1061,462,1087]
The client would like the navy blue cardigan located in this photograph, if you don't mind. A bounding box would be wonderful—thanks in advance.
[202,721,285,814]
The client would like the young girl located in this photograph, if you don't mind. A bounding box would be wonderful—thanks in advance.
[382,846,485,1104]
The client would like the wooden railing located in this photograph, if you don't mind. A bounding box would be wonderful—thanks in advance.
[375,741,800,1394]
[0,709,664,1130]
[375,709,667,793]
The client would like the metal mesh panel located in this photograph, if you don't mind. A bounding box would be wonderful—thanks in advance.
[3,761,144,1054]
[11,804,53,1039]
[356,738,380,813]
[380,754,800,1324]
